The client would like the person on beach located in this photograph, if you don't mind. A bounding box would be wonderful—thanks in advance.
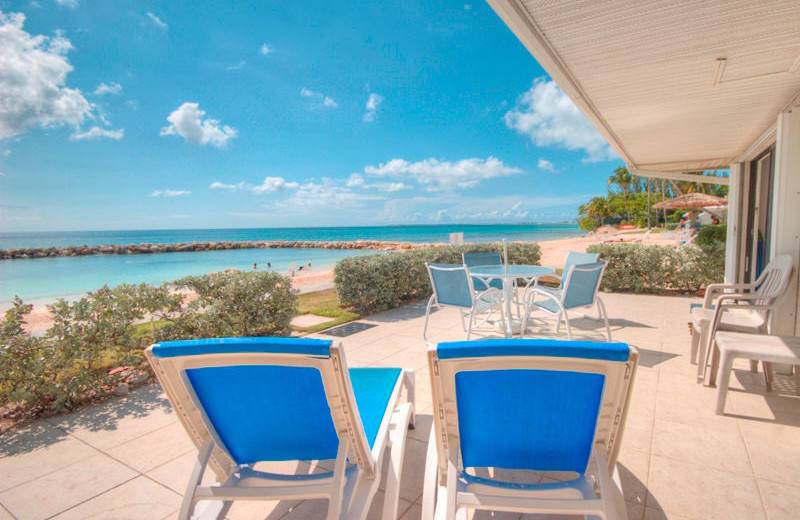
[253,262,257,270]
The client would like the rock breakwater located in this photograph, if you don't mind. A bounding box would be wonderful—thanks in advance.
[0,240,445,260]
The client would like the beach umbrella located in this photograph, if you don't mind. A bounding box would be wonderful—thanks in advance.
[653,193,727,210]
[654,193,727,228]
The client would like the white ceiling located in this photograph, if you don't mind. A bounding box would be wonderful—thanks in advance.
[488,0,800,171]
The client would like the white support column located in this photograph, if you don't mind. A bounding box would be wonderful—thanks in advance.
[771,109,800,335]
[725,162,744,284]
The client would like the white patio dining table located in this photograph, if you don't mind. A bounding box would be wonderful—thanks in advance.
[467,264,555,338]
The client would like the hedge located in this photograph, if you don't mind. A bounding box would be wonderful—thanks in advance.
[587,243,725,293]
[696,224,727,247]
[1,271,297,422]
[334,243,541,314]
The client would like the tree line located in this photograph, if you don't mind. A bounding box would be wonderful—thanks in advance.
[577,166,729,231]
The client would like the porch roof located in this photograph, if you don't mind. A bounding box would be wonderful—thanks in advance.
[487,0,800,171]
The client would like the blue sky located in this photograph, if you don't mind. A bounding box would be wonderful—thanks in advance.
[0,0,622,233]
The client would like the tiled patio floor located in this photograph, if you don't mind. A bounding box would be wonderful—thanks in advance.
[2,292,799,520]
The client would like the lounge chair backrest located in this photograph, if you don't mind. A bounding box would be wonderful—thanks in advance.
[146,337,376,480]
[429,339,638,478]
[426,263,474,308]
[462,252,504,291]
[562,261,606,310]
[753,254,794,312]
[562,252,600,283]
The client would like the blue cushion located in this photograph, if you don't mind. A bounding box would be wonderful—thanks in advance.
[455,369,605,472]
[437,339,630,362]
[186,364,339,464]
[151,337,331,358]
[349,368,403,448]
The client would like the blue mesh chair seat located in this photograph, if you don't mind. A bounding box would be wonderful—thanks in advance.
[522,261,612,341]
[146,337,415,520]
[422,339,639,520]
[462,252,504,292]
[424,263,505,344]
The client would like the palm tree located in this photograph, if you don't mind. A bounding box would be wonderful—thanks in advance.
[607,166,633,220]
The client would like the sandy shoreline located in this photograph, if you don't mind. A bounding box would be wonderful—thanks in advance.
[6,232,674,334]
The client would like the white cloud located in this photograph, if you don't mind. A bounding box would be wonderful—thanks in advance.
[70,126,124,140]
[363,156,522,191]
[346,172,409,192]
[0,12,92,140]
[300,87,338,109]
[93,82,122,96]
[160,102,237,148]
[151,189,191,197]
[250,176,299,194]
[259,43,272,55]
[210,181,246,191]
[55,0,78,8]
[282,182,383,208]
[362,93,383,122]
[346,173,365,187]
[537,158,555,172]
[504,79,617,162]
[226,61,245,71]
[146,12,168,30]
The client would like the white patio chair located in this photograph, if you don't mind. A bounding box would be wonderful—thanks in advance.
[146,337,415,520]
[423,263,504,344]
[692,254,794,383]
[521,261,611,341]
[422,339,639,520]
[462,251,517,314]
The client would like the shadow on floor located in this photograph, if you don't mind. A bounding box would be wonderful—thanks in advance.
[1,383,172,456]
[364,301,432,323]
[722,370,800,425]
[633,348,679,368]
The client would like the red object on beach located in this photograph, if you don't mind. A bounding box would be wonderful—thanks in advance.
[618,224,636,230]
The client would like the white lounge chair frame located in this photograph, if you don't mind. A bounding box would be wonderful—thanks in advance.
[146,340,415,520]
[422,341,638,520]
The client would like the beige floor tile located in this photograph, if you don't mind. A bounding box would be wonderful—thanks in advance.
[47,386,177,451]
[0,505,15,520]
[621,412,654,455]
[0,421,99,492]
[49,476,180,520]
[379,437,428,503]
[651,419,751,475]
[757,479,800,520]
[0,453,137,520]
[399,501,421,520]
[146,450,205,495]
[645,456,765,519]
[643,506,699,520]
[618,449,649,506]
[625,502,646,520]
[745,436,800,486]
[107,421,195,473]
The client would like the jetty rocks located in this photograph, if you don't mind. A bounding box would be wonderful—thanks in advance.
[0,240,443,260]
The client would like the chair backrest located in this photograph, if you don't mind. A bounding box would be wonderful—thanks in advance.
[562,252,600,284]
[462,252,503,291]
[562,261,606,310]
[426,263,474,308]
[753,254,794,310]
[145,337,376,480]
[428,339,638,479]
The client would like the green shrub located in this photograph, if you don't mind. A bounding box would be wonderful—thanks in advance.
[0,271,297,422]
[587,243,724,293]
[697,224,727,247]
[174,271,297,337]
[334,243,541,314]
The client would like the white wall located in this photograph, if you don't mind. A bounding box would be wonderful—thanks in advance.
[770,108,800,334]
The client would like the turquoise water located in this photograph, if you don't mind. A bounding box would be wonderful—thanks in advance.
[0,223,583,305]
[0,223,582,249]
[0,248,375,305]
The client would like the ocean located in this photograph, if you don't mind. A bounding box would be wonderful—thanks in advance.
[0,223,582,306]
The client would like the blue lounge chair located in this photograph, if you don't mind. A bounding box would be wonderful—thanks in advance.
[424,263,504,344]
[422,339,638,520]
[522,261,611,341]
[146,337,415,520]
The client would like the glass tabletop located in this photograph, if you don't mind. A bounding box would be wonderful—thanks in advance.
[467,264,555,278]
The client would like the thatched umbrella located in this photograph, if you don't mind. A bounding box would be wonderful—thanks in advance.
[654,193,727,228]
